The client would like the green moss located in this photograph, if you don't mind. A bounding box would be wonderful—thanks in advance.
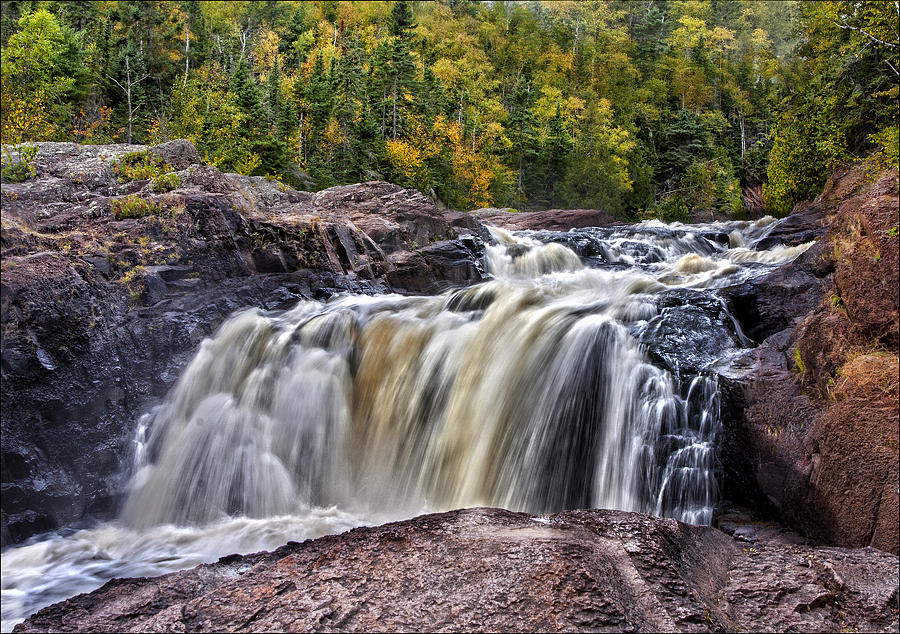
[831,294,845,310]
[793,348,806,374]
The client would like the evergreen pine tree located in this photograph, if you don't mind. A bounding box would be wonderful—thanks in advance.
[506,75,539,196]
[541,104,572,206]
[421,66,450,121]
[333,33,367,180]
[231,55,265,124]
[266,56,282,132]
[378,0,418,140]
[390,1,415,38]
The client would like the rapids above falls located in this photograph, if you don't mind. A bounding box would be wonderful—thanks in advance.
[1,216,812,631]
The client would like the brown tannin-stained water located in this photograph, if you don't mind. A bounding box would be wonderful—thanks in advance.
[1,217,812,631]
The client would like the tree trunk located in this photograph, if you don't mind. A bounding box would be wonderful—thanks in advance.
[125,57,133,144]
[381,87,387,138]
[517,153,523,193]
[392,76,398,139]
[184,23,190,87]
[740,116,746,158]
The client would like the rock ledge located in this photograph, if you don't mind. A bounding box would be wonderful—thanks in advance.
[15,508,900,633]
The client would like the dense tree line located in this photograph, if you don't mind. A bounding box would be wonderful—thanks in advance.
[1,1,897,217]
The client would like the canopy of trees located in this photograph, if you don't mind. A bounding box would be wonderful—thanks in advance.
[1,1,897,216]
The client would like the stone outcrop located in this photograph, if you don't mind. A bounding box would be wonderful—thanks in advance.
[3,141,898,631]
[472,207,621,231]
[0,141,489,545]
[14,507,899,633]
[720,167,900,554]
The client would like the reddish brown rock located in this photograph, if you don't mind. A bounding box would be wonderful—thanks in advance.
[829,172,900,349]
[472,207,622,231]
[14,508,899,633]
[724,167,900,554]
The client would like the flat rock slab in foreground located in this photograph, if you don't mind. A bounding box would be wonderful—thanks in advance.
[17,508,899,633]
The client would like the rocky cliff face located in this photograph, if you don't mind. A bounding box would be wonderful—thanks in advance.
[2,141,898,631]
[0,141,490,545]
[14,507,899,633]
[721,167,899,554]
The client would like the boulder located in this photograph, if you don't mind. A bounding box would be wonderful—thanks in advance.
[721,239,834,344]
[638,289,746,375]
[148,139,201,170]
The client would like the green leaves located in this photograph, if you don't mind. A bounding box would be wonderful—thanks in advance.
[764,0,897,216]
[1,9,81,142]
[9,1,881,219]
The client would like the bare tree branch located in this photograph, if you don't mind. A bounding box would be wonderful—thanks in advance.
[885,58,899,77]
[833,18,898,49]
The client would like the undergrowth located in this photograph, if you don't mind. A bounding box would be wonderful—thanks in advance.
[110,195,163,220]
[113,150,172,183]
[151,171,181,193]
[1,145,37,182]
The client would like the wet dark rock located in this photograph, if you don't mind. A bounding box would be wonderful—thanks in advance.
[419,238,488,289]
[523,230,607,259]
[15,508,899,633]
[383,235,487,294]
[755,201,829,250]
[0,141,494,545]
[639,289,745,376]
[721,239,834,343]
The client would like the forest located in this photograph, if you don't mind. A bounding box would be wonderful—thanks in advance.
[2,4,899,631]
[1,0,897,217]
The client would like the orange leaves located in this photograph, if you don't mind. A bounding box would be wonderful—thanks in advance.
[427,116,500,209]
[72,105,113,143]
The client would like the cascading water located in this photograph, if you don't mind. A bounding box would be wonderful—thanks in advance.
[1,216,813,631]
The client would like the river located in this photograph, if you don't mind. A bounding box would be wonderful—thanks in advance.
[1,216,812,631]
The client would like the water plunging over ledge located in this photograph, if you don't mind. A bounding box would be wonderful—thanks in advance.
[1,216,812,631]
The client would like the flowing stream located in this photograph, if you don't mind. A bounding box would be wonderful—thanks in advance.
[1,216,812,631]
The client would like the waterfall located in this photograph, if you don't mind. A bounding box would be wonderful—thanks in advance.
[1,216,814,631]
[123,218,804,529]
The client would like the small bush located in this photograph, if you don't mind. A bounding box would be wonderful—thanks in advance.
[866,123,899,174]
[151,171,181,192]
[113,150,172,183]
[1,145,38,182]
[654,196,689,223]
[111,195,163,220]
